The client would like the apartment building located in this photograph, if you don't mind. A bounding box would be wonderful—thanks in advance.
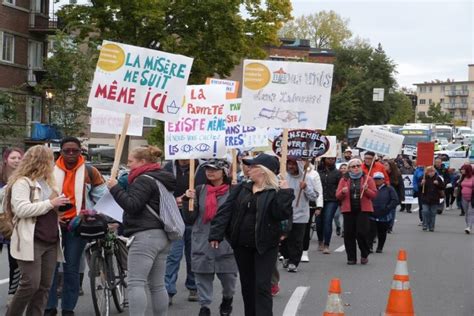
[0,0,55,147]
[414,64,474,125]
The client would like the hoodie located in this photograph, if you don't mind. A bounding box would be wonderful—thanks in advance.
[287,161,318,223]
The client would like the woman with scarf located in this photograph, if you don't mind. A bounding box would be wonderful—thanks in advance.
[107,146,176,316]
[336,158,377,265]
[182,159,237,316]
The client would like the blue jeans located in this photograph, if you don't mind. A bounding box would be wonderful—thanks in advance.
[316,201,339,246]
[165,225,196,296]
[422,204,438,230]
[47,230,87,311]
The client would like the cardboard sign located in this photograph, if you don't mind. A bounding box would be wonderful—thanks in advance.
[205,78,239,99]
[240,60,334,129]
[416,142,435,166]
[449,157,470,170]
[164,85,227,159]
[90,108,144,136]
[272,129,330,159]
[401,174,417,204]
[403,145,417,157]
[320,136,337,158]
[357,126,404,158]
[87,40,193,122]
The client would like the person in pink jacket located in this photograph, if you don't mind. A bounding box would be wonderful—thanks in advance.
[336,158,377,265]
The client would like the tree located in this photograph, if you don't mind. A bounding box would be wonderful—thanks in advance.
[36,32,97,136]
[0,92,24,139]
[388,92,415,125]
[279,10,352,48]
[417,103,452,124]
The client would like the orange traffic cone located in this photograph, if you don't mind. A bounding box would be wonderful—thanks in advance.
[323,278,344,316]
[383,249,415,316]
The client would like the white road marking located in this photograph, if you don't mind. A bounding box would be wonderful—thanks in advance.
[0,278,9,285]
[282,286,310,316]
[334,245,345,252]
[412,208,419,213]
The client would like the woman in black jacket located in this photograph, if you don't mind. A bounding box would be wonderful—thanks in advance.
[209,154,294,316]
[383,159,405,232]
[107,146,176,316]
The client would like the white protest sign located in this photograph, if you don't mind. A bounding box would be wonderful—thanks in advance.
[401,174,417,204]
[164,85,227,159]
[90,108,144,136]
[357,126,404,158]
[206,78,239,99]
[94,190,124,222]
[449,157,470,170]
[87,40,193,122]
[241,60,334,129]
[403,145,417,157]
[320,136,338,158]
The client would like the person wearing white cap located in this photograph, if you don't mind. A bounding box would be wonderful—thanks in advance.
[342,148,353,163]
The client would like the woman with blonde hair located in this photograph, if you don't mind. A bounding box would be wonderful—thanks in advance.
[209,153,294,316]
[107,145,176,316]
[5,145,70,316]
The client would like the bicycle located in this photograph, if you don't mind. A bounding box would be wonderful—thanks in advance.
[85,224,128,316]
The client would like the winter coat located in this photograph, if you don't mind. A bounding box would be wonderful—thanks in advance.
[362,161,390,185]
[399,165,414,175]
[307,166,324,208]
[209,182,294,254]
[163,160,206,197]
[389,173,405,203]
[336,174,377,213]
[110,170,176,237]
[418,174,445,205]
[370,184,399,222]
[287,161,318,223]
[182,185,237,274]
[318,165,341,202]
[412,167,425,195]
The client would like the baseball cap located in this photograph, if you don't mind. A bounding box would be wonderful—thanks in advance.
[344,147,352,153]
[242,153,280,175]
[373,172,385,180]
[201,159,230,176]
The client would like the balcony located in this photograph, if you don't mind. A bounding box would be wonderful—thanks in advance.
[443,102,468,109]
[29,14,58,34]
[444,89,469,97]
[453,115,468,121]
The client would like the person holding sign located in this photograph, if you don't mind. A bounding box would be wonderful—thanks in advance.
[209,154,294,316]
[182,159,237,316]
[418,166,445,232]
[336,158,377,265]
[107,146,176,316]
[361,152,389,185]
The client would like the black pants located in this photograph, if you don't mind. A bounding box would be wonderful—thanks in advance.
[343,212,370,262]
[368,220,390,251]
[400,203,412,212]
[445,188,455,207]
[280,223,306,266]
[418,197,423,222]
[233,246,278,316]
[303,208,317,251]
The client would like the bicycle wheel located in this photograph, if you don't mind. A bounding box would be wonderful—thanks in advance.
[107,252,126,313]
[90,249,110,316]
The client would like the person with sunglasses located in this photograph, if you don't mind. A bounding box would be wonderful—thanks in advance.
[45,137,107,316]
[336,158,377,265]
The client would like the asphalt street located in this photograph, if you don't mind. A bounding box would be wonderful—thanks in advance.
[0,207,473,315]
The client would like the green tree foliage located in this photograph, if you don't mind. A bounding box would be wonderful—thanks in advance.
[388,92,415,125]
[146,120,164,148]
[0,92,24,139]
[37,32,97,137]
[417,103,452,124]
[279,10,352,48]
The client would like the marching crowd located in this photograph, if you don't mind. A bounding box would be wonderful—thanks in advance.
[0,138,473,316]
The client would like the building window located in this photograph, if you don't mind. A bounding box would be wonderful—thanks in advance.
[451,85,456,91]
[31,0,47,13]
[441,86,445,92]
[429,99,432,105]
[440,98,444,104]
[28,40,43,69]
[461,97,467,104]
[0,32,15,63]
[27,97,42,123]
[449,111,455,116]
[462,84,468,92]
[419,99,426,105]
[143,117,157,127]
[4,0,15,4]
[429,86,432,92]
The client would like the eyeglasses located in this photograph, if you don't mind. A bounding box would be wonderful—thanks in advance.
[61,149,81,155]
[350,165,361,169]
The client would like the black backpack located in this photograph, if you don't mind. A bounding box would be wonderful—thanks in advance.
[77,213,108,240]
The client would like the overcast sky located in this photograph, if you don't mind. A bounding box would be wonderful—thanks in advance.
[290,0,474,89]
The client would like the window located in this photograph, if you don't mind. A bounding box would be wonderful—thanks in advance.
[451,85,456,91]
[461,97,467,104]
[441,86,445,92]
[462,84,468,92]
[27,97,42,122]
[440,98,444,104]
[429,86,432,92]
[31,0,47,13]
[419,99,426,105]
[418,86,426,93]
[28,40,43,69]
[460,110,467,117]
[4,0,15,4]
[143,117,157,127]
[0,32,15,63]
[429,99,432,105]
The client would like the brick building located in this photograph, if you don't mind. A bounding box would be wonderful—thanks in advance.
[0,0,55,147]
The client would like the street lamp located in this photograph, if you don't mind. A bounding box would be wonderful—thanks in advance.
[45,90,54,123]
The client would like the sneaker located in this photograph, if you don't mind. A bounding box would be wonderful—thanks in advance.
[460,212,465,216]
[278,255,284,261]
[287,263,298,272]
[465,227,471,234]
[347,260,356,265]
[168,294,173,306]
[422,227,427,231]
[271,283,280,296]
[418,222,423,226]
[188,289,199,302]
[300,251,309,262]
[336,227,341,236]
[429,229,434,232]
[360,257,369,265]
[407,210,412,213]
[322,247,330,254]
[44,309,58,316]
[317,242,324,251]
[62,311,74,316]
[219,297,233,316]
[199,306,211,316]
[282,258,289,269]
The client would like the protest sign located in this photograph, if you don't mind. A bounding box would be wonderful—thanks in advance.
[401,174,417,204]
[449,157,470,170]
[416,142,435,166]
[87,40,193,122]
[241,60,334,129]
[357,126,404,158]
[90,108,144,136]
[273,129,330,159]
[320,136,337,158]
[403,145,417,157]
[94,191,124,222]
[206,78,240,99]
[164,85,227,159]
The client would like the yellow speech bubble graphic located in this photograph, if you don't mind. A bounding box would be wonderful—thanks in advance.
[97,43,125,72]
[243,62,271,90]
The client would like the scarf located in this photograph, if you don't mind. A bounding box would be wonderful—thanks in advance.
[349,170,363,179]
[128,163,161,183]
[55,155,85,219]
[203,184,229,224]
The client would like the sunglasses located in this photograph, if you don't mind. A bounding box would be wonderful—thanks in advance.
[61,149,81,155]
[350,164,361,169]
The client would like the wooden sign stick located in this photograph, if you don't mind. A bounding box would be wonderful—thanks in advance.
[110,114,131,180]
[189,159,195,211]
[231,149,238,185]
[279,129,289,180]
[295,159,310,207]
[360,157,375,199]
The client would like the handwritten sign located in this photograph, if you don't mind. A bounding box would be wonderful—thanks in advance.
[416,142,435,166]
[320,136,338,158]
[402,174,417,204]
[357,126,404,158]
[240,60,334,129]
[87,40,193,122]
[206,78,240,99]
[273,129,330,159]
[164,85,227,159]
[90,108,144,136]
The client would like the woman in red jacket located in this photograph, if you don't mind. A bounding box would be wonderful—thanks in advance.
[336,158,377,265]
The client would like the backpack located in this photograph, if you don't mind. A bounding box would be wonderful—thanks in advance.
[143,175,185,241]
[76,212,108,240]
[0,182,35,239]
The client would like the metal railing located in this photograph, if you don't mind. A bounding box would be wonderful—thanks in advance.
[444,90,469,96]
